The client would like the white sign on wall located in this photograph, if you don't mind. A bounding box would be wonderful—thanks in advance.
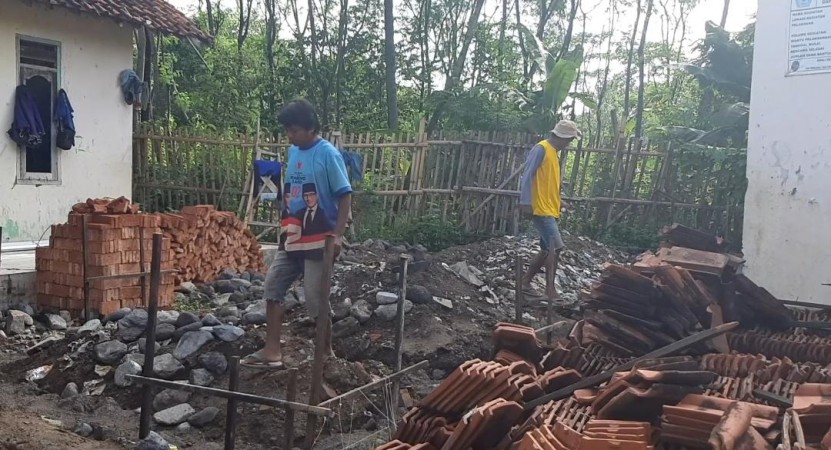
[788,0,831,76]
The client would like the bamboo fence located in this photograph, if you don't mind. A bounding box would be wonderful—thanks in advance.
[132,123,745,245]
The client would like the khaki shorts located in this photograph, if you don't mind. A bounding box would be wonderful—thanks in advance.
[263,250,332,318]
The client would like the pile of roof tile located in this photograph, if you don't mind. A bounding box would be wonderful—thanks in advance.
[582,224,795,356]
[661,394,778,449]
[377,224,831,450]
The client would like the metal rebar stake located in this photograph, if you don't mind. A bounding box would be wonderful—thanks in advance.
[139,233,163,439]
[82,214,91,321]
[284,368,298,449]
[224,356,241,450]
[515,255,523,324]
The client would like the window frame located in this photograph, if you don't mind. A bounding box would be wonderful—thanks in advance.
[15,34,62,186]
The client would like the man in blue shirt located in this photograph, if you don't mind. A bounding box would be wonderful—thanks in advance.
[242,99,352,369]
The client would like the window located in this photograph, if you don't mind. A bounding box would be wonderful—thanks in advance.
[16,36,61,184]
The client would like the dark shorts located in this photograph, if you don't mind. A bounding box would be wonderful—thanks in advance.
[532,216,565,252]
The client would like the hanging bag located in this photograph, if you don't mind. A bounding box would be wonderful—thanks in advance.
[55,89,75,150]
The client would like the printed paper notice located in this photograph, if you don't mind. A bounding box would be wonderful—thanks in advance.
[789,0,831,76]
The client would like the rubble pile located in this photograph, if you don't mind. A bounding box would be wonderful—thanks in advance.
[374,224,831,450]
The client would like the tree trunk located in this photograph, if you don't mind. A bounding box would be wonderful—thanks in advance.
[383,0,399,129]
[515,0,529,84]
[427,0,486,133]
[622,0,642,122]
[720,0,731,28]
[335,0,349,126]
[634,0,654,142]
[595,6,616,149]
[556,0,579,61]
[236,0,254,51]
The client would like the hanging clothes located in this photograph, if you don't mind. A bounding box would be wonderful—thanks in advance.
[339,150,364,183]
[252,159,283,201]
[118,69,148,107]
[55,89,75,150]
[7,85,46,147]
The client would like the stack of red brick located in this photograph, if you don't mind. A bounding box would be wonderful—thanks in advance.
[36,197,175,316]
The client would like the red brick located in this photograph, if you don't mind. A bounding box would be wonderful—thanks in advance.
[142,215,161,228]
[97,301,124,316]
[53,237,82,251]
[120,263,141,273]
[119,214,143,228]
[89,214,121,227]
[68,213,84,226]
[88,253,122,266]
[87,228,121,241]
[87,239,120,254]
[89,288,120,303]
[87,265,119,278]
[121,227,139,239]
[121,250,141,264]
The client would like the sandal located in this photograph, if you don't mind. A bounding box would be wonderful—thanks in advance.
[240,351,287,370]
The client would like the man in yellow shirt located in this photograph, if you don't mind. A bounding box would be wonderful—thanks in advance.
[518,120,582,300]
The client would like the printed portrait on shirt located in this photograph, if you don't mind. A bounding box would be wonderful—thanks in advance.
[294,183,329,236]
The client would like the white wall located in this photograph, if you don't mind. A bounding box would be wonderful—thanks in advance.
[744,0,831,304]
[0,1,133,242]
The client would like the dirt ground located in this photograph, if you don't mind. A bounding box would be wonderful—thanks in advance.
[0,233,629,449]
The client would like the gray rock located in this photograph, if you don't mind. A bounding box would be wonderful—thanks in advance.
[153,353,185,379]
[249,285,265,299]
[240,271,252,282]
[201,314,221,327]
[199,351,228,375]
[224,316,241,326]
[174,292,188,305]
[171,321,203,341]
[176,422,192,433]
[374,301,413,321]
[349,300,373,324]
[433,297,453,309]
[59,310,72,324]
[196,283,216,298]
[178,282,197,293]
[115,360,142,387]
[242,312,266,325]
[332,299,352,321]
[376,292,398,305]
[94,340,129,365]
[175,312,200,328]
[332,317,360,338]
[213,293,232,306]
[390,245,408,253]
[136,431,169,450]
[155,323,176,341]
[214,280,236,294]
[138,338,161,354]
[104,308,131,324]
[173,331,214,360]
[0,330,6,340]
[74,422,93,437]
[229,292,247,304]
[156,310,179,325]
[154,403,195,426]
[124,353,146,367]
[212,325,244,342]
[120,309,149,328]
[153,388,191,411]
[78,319,102,334]
[189,368,214,387]
[11,304,35,317]
[251,272,266,283]
[216,305,239,318]
[245,300,266,314]
[116,323,145,342]
[218,269,238,280]
[188,406,219,428]
[406,285,433,304]
[432,369,447,379]
[61,382,79,399]
[230,278,252,290]
[4,312,27,335]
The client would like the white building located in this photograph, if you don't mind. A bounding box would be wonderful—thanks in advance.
[744,0,831,304]
[0,0,208,243]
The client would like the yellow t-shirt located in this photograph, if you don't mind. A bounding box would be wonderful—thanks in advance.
[531,140,561,218]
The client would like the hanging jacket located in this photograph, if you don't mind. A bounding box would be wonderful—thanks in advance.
[340,150,364,183]
[118,69,148,107]
[252,159,283,201]
[55,89,75,150]
[7,85,45,147]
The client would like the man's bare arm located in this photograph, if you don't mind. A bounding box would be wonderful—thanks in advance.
[334,193,352,237]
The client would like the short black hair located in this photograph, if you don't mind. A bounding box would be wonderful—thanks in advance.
[278,99,320,133]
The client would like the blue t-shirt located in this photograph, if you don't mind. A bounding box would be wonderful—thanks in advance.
[281,138,352,258]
